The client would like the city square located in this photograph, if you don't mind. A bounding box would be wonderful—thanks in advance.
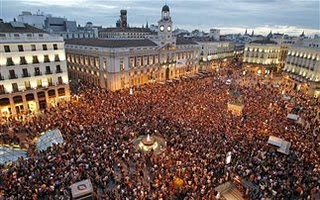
[0,1,319,200]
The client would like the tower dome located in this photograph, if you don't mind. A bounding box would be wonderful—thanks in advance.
[162,5,170,12]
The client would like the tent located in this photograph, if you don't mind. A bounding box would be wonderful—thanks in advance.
[287,114,299,121]
[70,179,93,200]
[0,145,27,165]
[35,129,64,152]
[268,136,291,155]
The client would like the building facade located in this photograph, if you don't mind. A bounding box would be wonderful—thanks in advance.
[66,5,200,91]
[99,9,153,39]
[243,40,280,65]
[17,11,99,39]
[283,38,320,97]
[0,22,70,118]
[198,41,235,62]
[98,27,152,39]
[197,41,235,71]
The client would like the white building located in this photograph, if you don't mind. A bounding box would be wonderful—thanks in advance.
[209,29,220,41]
[0,21,70,117]
[283,38,320,97]
[65,5,200,91]
[17,11,98,39]
[17,11,46,29]
[197,41,235,62]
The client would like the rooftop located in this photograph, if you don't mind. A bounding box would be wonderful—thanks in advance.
[0,22,47,33]
[250,40,278,45]
[65,38,158,48]
[99,27,152,33]
[176,37,198,45]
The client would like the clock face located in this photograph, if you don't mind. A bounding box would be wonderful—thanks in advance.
[160,25,165,32]
[167,26,171,32]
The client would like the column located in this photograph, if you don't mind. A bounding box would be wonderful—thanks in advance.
[33,91,40,113]
[22,95,28,114]
[9,97,16,116]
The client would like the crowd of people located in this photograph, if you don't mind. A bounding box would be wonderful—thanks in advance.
[0,66,319,199]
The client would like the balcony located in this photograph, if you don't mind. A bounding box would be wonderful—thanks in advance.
[45,70,53,75]
[22,73,31,78]
[6,62,14,66]
[0,76,4,80]
[56,69,63,73]
[34,72,42,76]
[9,75,18,79]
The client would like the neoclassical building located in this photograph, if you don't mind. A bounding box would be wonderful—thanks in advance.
[283,38,320,97]
[0,21,70,118]
[66,5,200,91]
[243,40,281,65]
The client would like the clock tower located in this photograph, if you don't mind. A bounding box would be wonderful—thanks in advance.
[158,4,175,46]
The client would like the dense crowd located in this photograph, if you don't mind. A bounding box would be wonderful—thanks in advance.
[0,67,319,200]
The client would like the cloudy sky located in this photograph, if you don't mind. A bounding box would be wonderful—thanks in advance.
[1,0,319,36]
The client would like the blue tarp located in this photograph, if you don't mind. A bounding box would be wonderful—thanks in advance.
[0,145,27,165]
[35,129,64,152]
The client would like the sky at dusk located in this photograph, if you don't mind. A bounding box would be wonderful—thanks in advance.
[1,0,319,36]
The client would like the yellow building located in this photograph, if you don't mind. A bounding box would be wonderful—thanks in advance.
[243,40,281,66]
[0,21,70,118]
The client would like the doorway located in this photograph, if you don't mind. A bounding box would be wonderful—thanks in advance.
[39,100,47,110]
[165,67,170,80]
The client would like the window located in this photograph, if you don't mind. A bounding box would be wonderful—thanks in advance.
[4,45,10,52]
[37,80,42,88]
[42,44,48,50]
[12,83,19,92]
[57,76,63,84]
[45,66,52,74]
[56,65,62,73]
[6,57,14,66]
[53,44,58,50]
[32,56,39,64]
[25,81,31,90]
[44,55,50,63]
[14,34,19,37]
[20,56,27,65]
[9,70,17,79]
[129,57,135,68]
[47,78,53,86]
[39,34,43,37]
[0,73,3,80]
[120,63,125,71]
[54,54,60,62]
[18,45,24,52]
[31,44,36,51]
[27,34,32,37]
[22,68,30,77]
[34,67,41,76]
